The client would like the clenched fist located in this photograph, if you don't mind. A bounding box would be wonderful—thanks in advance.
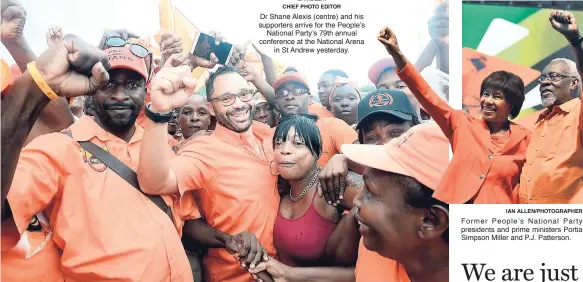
[149,54,198,113]
[377,27,401,55]
[35,34,111,98]
[1,0,26,44]
[549,10,581,42]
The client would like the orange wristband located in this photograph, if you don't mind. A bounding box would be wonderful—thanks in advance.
[27,62,59,100]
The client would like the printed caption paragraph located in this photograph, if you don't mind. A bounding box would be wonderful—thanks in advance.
[450,205,583,282]
[257,3,365,55]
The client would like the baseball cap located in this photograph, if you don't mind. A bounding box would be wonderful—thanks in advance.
[104,46,149,81]
[342,122,449,192]
[273,72,309,91]
[356,89,418,129]
[368,58,397,85]
[254,93,269,105]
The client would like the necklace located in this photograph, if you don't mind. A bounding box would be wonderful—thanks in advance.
[290,167,320,202]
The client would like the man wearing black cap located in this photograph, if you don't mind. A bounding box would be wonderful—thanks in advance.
[356,89,420,145]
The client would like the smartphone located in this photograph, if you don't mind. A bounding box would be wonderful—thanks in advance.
[191,32,233,66]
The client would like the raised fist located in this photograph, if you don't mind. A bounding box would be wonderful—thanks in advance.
[149,54,198,113]
[1,0,26,44]
[549,10,580,42]
[35,34,111,98]
[377,27,401,55]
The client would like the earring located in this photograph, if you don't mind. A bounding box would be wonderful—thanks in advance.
[269,160,279,176]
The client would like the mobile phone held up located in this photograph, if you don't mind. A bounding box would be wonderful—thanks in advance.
[191,32,234,66]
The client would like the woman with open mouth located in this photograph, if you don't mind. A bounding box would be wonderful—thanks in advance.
[250,114,362,281]
[378,26,531,204]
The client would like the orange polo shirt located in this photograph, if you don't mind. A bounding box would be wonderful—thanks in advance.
[1,217,64,282]
[315,117,358,165]
[309,102,334,118]
[170,121,279,282]
[397,62,530,204]
[7,117,192,282]
[518,97,583,204]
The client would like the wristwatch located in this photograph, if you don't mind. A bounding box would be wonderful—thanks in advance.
[570,36,583,46]
[145,103,173,123]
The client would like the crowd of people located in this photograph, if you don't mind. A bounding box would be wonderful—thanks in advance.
[0,0,580,281]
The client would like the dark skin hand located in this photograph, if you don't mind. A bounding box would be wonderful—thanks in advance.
[182,218,274,282]
[1,1,74,146]
[317,142,365,206]
[550,10,583,79]
[1,34,110,218]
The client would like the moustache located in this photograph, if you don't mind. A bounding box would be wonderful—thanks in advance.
[102,102,137,111]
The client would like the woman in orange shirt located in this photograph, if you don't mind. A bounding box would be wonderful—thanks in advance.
[377,27,531,204]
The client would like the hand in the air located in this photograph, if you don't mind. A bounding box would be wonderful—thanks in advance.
[549,10,581,42]
[149,54,197,113]
[1,0,26,44]
[190,30,222,69]
[35,34,111,98]
[159,32,183,66]
[377,26,401,55]
[428,2,449,46]
[46,26,63,48]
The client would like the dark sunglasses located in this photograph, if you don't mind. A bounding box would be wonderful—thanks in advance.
[104,36,153,80]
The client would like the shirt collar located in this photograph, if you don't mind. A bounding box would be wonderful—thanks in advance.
[536,98,579,123]
[212,121,272,147]
[71,116,144,144]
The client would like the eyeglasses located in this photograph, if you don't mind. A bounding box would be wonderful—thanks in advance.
[275,88,309,100]
[537,73,571,83]
[210,89,258,106]
[105,36,152,80]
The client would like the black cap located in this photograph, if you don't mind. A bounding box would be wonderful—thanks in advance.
[355,89,418,129]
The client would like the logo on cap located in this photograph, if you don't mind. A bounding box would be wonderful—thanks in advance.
[369,93,394,107]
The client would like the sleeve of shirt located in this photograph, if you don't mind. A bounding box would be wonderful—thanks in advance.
[397,62,459,137]
[7,136,63,235]
[330,118,359,153]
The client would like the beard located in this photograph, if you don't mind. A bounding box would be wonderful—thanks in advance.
[214,104,253,133]
[93,100,141,132]
[541,93,558,108]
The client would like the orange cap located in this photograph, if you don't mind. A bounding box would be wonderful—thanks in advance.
[368,58,396,85]
[1,59,13,94]
[273,72,309,91]
[341,123,449,194]
[104,46,149,80]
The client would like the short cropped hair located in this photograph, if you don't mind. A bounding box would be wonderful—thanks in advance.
[550,58,582,96]
[480,71,525,119]
[393,173,449,243]
[205,66,239,100]
[272,114,321,158]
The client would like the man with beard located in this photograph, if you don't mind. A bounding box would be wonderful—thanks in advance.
[4,41,194,281]
[138,66,277,282]
[516,10,583,204]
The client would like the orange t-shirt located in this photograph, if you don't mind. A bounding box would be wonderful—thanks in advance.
[1,217,64,282]
[355,238,410,282]
[315,117,358,165]
[397,62,531,204]
[518,98,583,204]
[6,117,193,282]
[309,102,334,118]
[171,121,279,282]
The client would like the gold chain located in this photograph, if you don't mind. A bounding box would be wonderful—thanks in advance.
[290,167,320,202]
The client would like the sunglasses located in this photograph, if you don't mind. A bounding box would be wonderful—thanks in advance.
[104,36,153,80]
